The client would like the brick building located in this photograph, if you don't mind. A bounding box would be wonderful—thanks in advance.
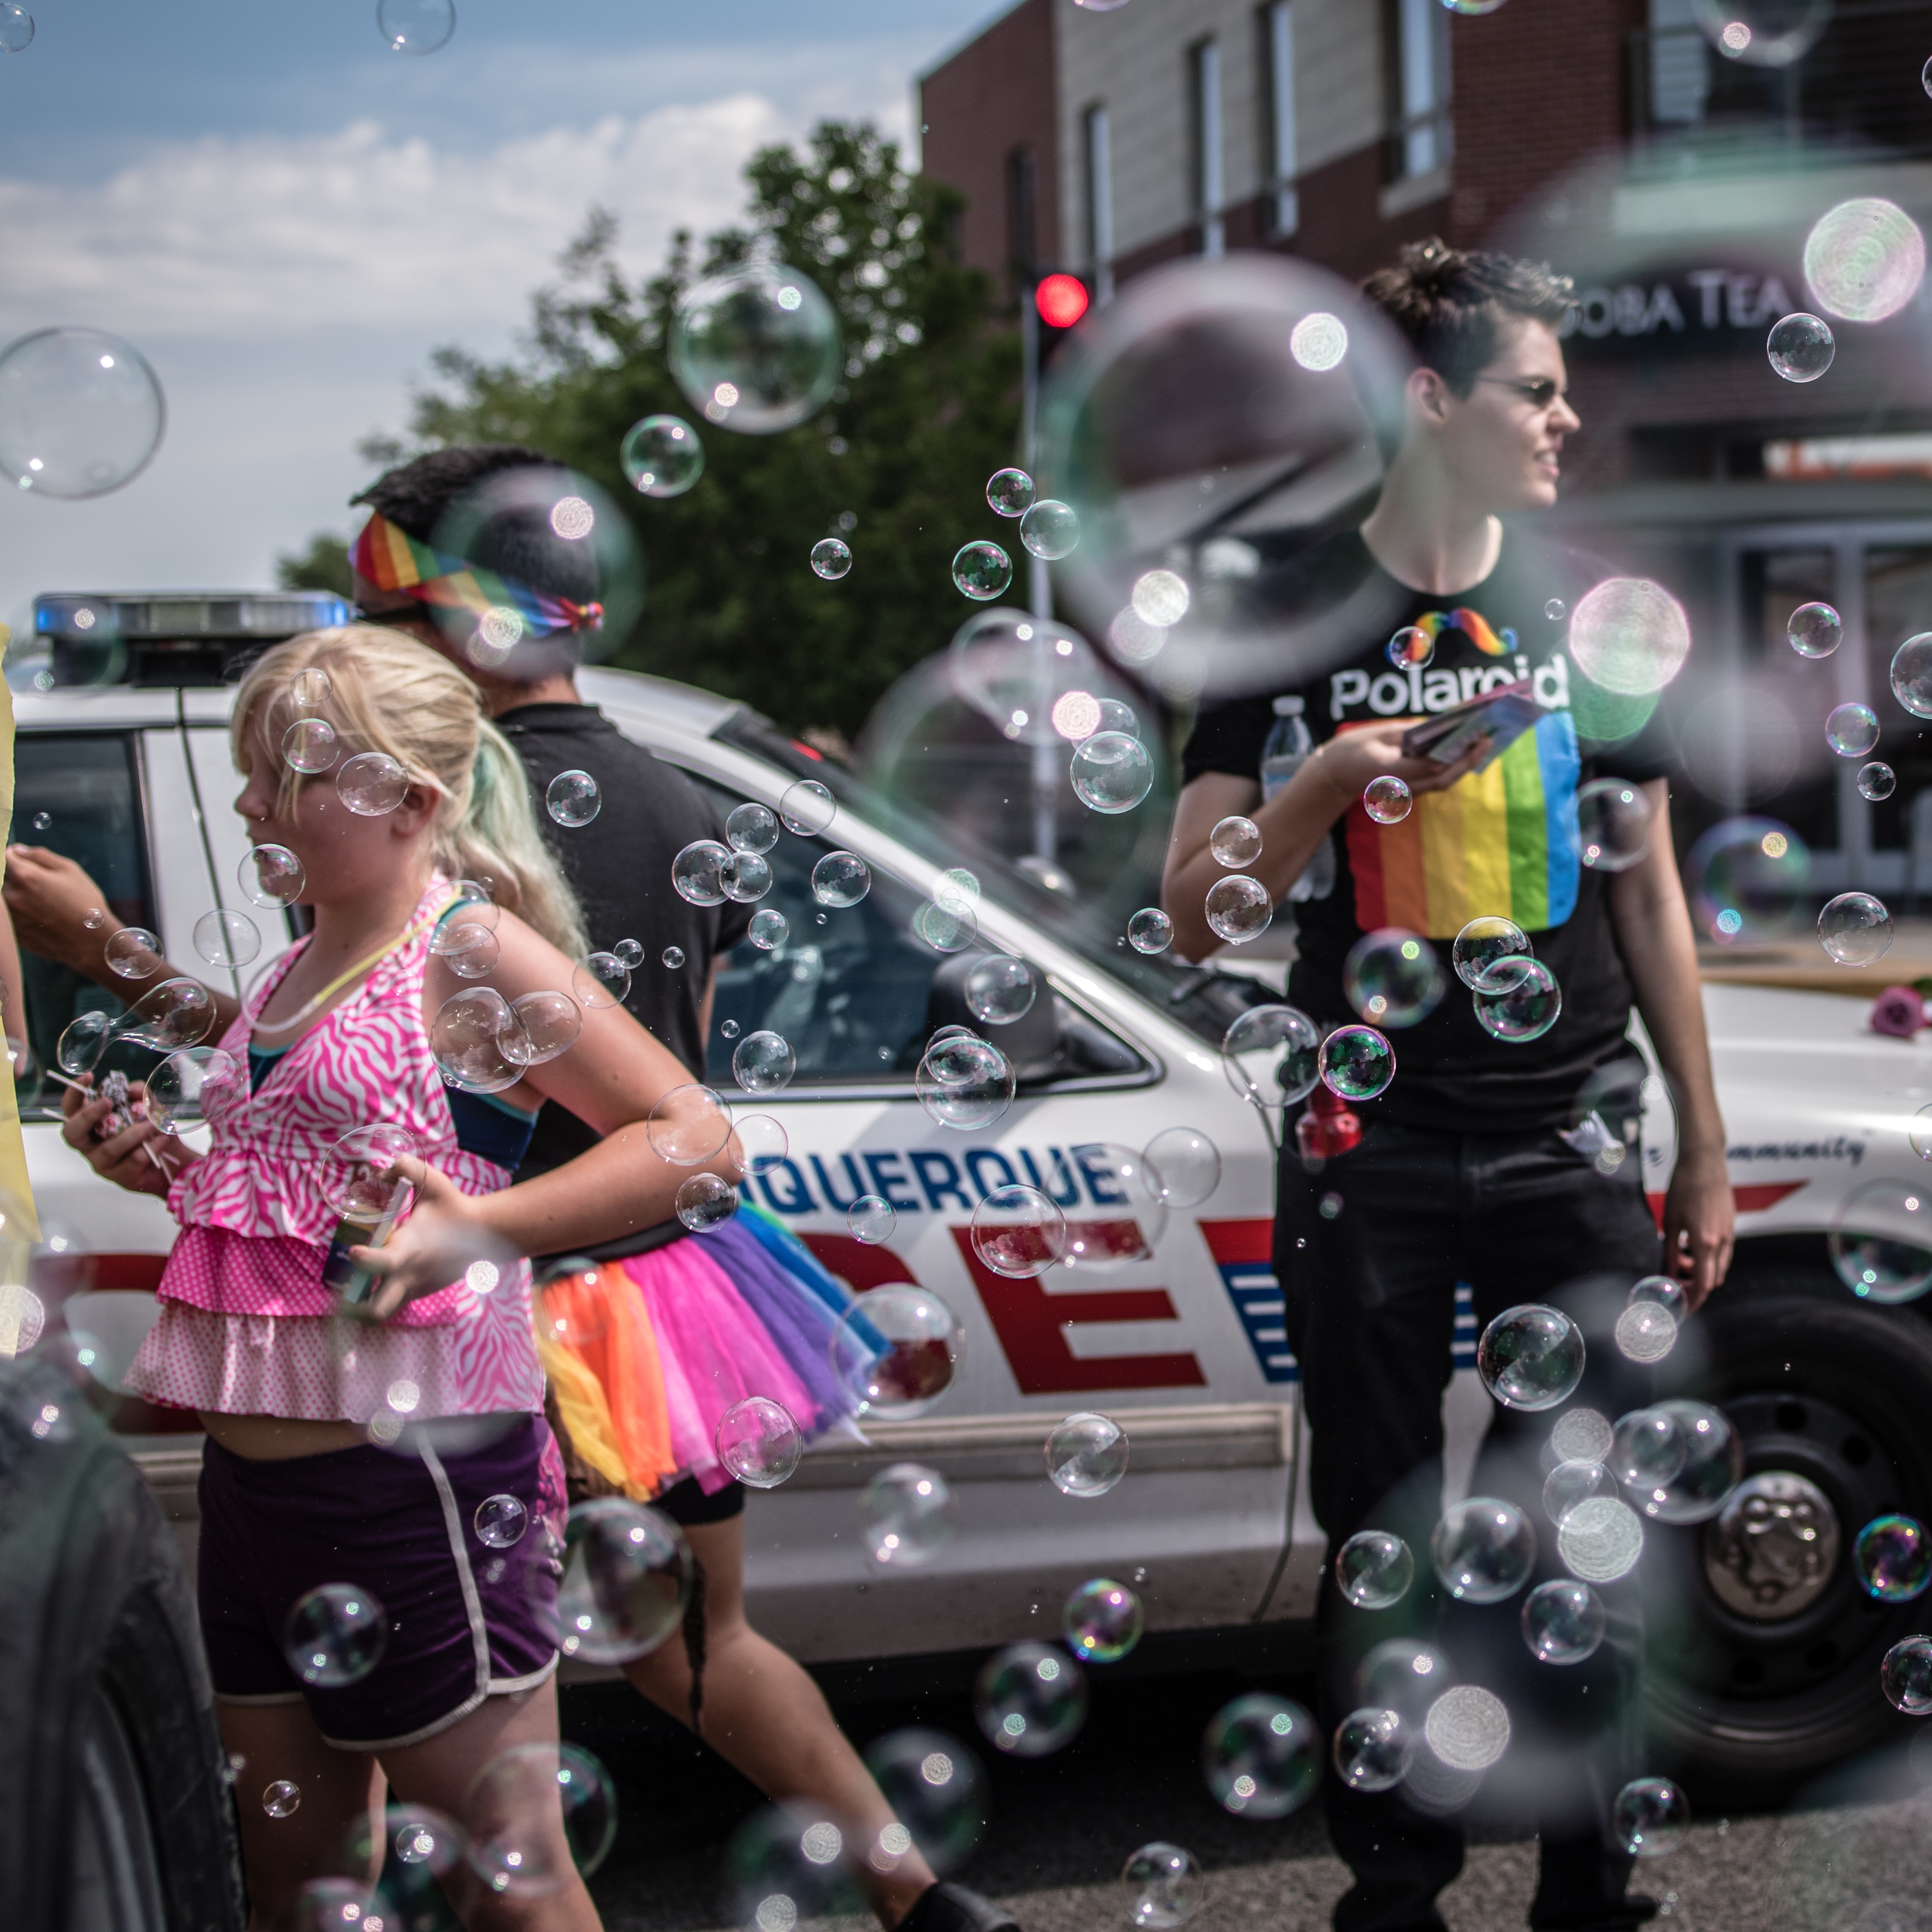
[920,0,1932,895]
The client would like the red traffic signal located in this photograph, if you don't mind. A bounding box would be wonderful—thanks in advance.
[1035,274,1090,329]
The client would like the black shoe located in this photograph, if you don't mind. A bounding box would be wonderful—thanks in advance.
[898,1881,1022,1932]
[1532,1896,1658,1932]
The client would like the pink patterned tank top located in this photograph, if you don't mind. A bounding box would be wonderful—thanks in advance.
[153,876,543,1414]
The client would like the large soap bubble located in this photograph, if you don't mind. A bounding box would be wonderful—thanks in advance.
[669,260,842,434]
[1476,1304,1585,1410]
[1567,579,1691,698]
[1221,1005,1321,1110]
[1430,1497,1536,1603]
[554,1498,693,1663]
[831,1285,963,1420]
[1804,197,1927,324]
[1684,817,1809,944]
[975,1642,1087,1757]
[1200,1693,1320,1818]
[0,327,165,498]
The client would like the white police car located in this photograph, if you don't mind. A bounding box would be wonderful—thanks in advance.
[15,590,1932,1801]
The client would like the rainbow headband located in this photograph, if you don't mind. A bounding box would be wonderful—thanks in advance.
[1416,607,1514,658]
[352,511,603,639]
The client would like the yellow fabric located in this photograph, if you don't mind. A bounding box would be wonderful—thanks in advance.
[0,655,39,1247]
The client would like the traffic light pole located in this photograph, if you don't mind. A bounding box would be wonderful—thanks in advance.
[1022,286,1059,866]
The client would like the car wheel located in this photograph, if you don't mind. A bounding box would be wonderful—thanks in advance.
[0,1367,244,1932]
[1645,1293,1932,1802]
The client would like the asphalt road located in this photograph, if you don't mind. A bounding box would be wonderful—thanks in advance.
[566,1666,1932,1932]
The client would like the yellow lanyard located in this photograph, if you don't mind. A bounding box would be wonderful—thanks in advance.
[249,895,457,1038]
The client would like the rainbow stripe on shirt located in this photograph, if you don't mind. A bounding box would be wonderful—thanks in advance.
[1344,709,1580,936]
[1416,607,1512,657]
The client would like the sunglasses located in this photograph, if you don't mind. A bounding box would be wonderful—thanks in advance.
[1475,375,1567,409]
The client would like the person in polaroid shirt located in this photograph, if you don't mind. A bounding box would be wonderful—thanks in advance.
[1164,240,1732,1932]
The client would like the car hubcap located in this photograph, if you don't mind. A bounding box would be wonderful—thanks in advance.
[1702,1470,1840,1621]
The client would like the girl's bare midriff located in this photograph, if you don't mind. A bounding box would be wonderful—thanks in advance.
[201,1411,369,1459]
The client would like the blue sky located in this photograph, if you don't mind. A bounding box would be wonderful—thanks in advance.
[0,0,1006,632]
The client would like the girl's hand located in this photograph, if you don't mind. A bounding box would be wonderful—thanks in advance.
[58,1075,185,1196]
[351,1155,512,1322]
[1312,721,1489,804]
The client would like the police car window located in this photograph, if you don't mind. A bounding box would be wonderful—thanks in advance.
[11,733,156,1117]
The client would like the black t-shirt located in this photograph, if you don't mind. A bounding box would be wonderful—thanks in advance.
[1182,529,1674,1134]
[495,701,750,1174]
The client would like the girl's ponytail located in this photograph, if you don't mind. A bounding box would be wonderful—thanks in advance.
[448,720,589,961]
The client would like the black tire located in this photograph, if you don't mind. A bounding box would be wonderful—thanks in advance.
[1645,1292,1932,1804]
[0,1364,244,1932]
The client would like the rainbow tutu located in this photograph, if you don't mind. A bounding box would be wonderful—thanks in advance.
[536,1205,879,1498]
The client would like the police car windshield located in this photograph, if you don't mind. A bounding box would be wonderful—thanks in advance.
[714,711,1275,1048]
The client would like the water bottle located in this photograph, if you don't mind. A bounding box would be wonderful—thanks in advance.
[1260,696,1335,903]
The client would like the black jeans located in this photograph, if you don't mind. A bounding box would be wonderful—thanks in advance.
[1276,1114,1665,1932]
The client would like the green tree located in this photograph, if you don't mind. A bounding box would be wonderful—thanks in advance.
[275,530,353,598]
[388,121,1022,736]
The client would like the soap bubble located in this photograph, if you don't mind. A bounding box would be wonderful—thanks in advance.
[263,1781,301,1819]
[193,908,261,970]
[1200,1692,1320,1818]
[1209,815,1262,867]
[570,951,631,1011]
[1363,775,1412,824]
[1543,1459,1615,1525]
[747,909,789,951]
[1128,906,1173,953]
[336,752,408,816]
[1631,1274,1686,1318]
[645,1084,733,1165]
[0,5,30,53]
[502,990,580,1066]
[282,716,337,774]
[1051,689,1103,740]
[726,801,779,854]
[1045,1411,1129,1496]
[811,537,853,580]
[104,926,161,979]
[1423,1684,1512,1771]
[672,840,730,906]
[660,945,684,969]
[620,413,704,498]
[321,1123,421,1220]
[811,850,870,907]
[1121,1842,1207,1927]
[1473,959,1562,1042]
[1453,917,1532,991]
[1477,1304,1585,1410]
[1204,875,1272,944]
[121,977,219,1054]
[555,1498,692,1664]
[848,1195,896,1244]
[913,900,979,953]
[1685,816,1809,944]
[1838,1181,1932,1301]
[988,467,1035,515]
[675,1172,737,1233]
[1826,702,1879,758]
[1144,1126,1221,1207]
[464,1741,617,1896]
[1859,762,1896,801]
[915,1035,1014,1130]
[1319,1025,1394,1101]
[1335,1530,1413,1609]
[1332,1709,1413,1792]
[730,1113,789,1180]
[1610,1406,1686,1488]
[1613,1777,1691,1858]
[833,1286,962,1420]
[282,1583,386,1686]
[0,326,165,498]
[1556,1496,1645,1583]
[1342,929,1444,1029]
[779,779,836,836]
[1882,1635,1932,1713]
[1019,499,1080,560]
[1386,625,1433,669]
[975,1642,1087,1756]
[953,542,1013,601]
[1222,1004,1321,1108]
[1576,778,1652,871]
[1893,634,1932,717]
[1551,1408,1615,1465]
[430,988,521,1094]
[723,1801,862,1932]
[1690,0,1828,65]
[1804,197,1927,323]
[668,260,842,434]
[1064,1578,1142,1663]
[147,1046,247,1134]
[1787,599,1842,655]
[546,769,600,828]
[861,1730,986,1875]
[1060,1145,1165,1266]
[964,955,1037,1024]
[240,842,305,908]
[1431,1497,1536,1603]
[474,1495,528,1549]
[1818,891,1893,966]
[1289,310,1349,369]
[1070,730,1155,814]
[1767,311,1835,383]
[436,920,499,980]
[1568,578,1692,696]
[1854,1515,1932,1602]
[379,0,455,53]
[56,1011,111,1077]
[1520,1580,1607,1668]
[1624,1400,1743,1524]
[1614,1301,1678,1363]
[1132,570,1191,626]
[970,1184,1068,1277]
[862,1461,955,1564]
[716,1395,804,1488]
[720,850,772,904]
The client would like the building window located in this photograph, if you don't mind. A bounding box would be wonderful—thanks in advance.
[1006,146,1037,282]
[1083,105,1115,301]
[1190,39,1226,258]
[1386,0,1450,181]
[1263,2,1298,236]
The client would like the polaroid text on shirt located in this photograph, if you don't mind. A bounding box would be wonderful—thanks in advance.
[1332,652,1570,721]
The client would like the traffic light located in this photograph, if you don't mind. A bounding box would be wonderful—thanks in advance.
[1029,272,1091,385]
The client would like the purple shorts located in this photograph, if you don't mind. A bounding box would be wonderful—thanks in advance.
[199,1414,561,1750]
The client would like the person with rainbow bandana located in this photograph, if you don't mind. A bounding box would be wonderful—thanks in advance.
[1165,243,1733,1932]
